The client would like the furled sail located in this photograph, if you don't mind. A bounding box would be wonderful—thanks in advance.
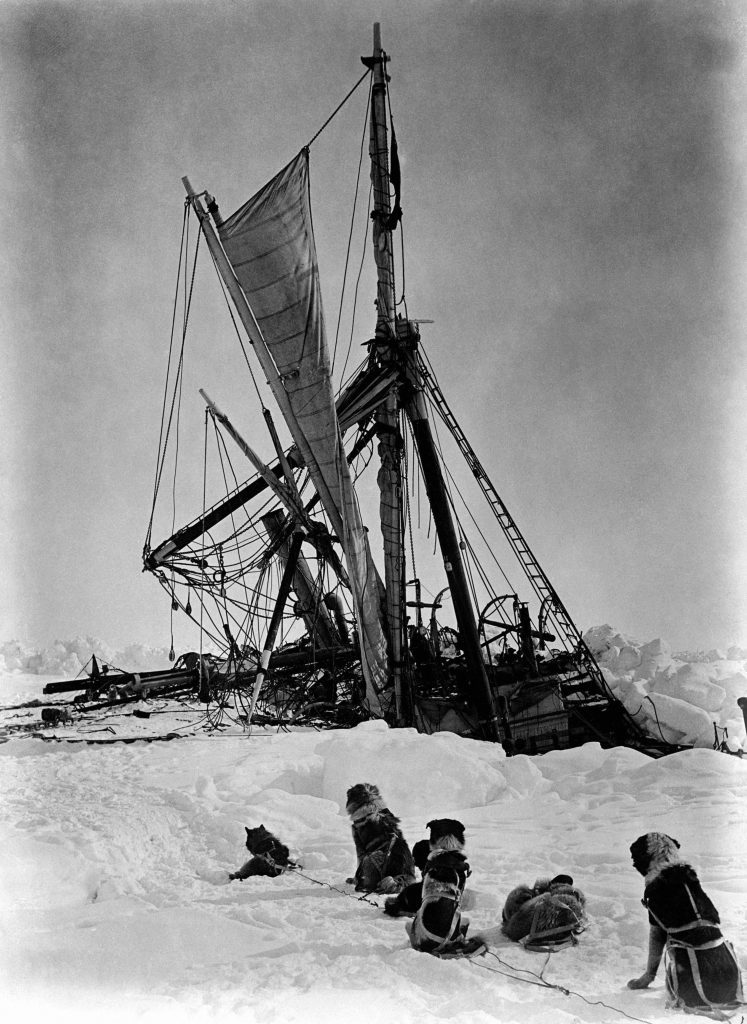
[217,150,389,711]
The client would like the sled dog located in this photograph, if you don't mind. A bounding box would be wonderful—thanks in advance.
[229,824,300,880]
[345,783,416,894]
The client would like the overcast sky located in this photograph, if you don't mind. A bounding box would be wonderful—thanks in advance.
[2,0,746,654]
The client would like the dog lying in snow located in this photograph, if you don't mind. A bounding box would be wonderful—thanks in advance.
[399,819,483,956]
[344,783,416,894]
[627,832,744,1015]
[229,824,300,880]
[501,874,586,949]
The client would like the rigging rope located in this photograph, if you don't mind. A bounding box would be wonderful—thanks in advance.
[386,86,408,320]
[420,351,517,596]
[331,74,373,373]
[146,208,201,548]
[146,202,189,550]
[205,242,266,411]
[339,182,373,385]
[425,392,485,615]
[304,68,372,150]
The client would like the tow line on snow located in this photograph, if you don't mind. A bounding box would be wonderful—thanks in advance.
[278,869,745,1023]
[469,951,661,1023]
[284,866,382,907]
[278,870,657,1024]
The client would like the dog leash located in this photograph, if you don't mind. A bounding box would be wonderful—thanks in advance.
[469,951,659,1024]
[284,866,382,907]
[275,869,725,1024]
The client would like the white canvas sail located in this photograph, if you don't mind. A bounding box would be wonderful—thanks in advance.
[217,151,389,710]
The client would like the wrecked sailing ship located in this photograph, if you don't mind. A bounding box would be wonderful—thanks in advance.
[44,26,682,757]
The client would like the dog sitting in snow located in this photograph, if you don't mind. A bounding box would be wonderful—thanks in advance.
[345,783,416,894]
[384,823,466,917]
[627,832,744,1014]
[403,819,482,955]
[501,874,586,949]
[229,824,300,880]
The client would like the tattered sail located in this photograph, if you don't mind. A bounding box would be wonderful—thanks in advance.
[217,151,390,711]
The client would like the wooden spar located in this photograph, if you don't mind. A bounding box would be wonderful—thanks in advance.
[145,458,293,568]
[199,389,350,588]
[367,22,406,724]
[199,390,308,524]
[369,24,396,329]
[246,530,304,726]
[261,509,340,649]
[263,407,303,508]
[404,391,502,743]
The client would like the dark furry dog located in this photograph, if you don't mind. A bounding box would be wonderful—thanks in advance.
[385,821,469,918]
[404,819,478,954]
[383,837,432,916]
[628,832,743,1013]
[345,783,416,894]
[501,874,586,949]
[229,824,300,880]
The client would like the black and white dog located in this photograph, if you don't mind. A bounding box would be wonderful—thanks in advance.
[345,783,416,894]
[402,818,478,955]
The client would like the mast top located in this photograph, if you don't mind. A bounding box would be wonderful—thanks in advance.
[362,22,389,75]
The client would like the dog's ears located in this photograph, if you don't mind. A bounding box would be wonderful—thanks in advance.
[245,827,250,836]
[550,873,573,886]
[426,818,466,834]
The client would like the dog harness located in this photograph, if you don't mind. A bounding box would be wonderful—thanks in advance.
[358,833,397,873]
[255,852,290,874]
[519,899,586,952]
[249,836,295,875]
[410,888,463,953]
[644,885,744,1017]
[409,864,467,954]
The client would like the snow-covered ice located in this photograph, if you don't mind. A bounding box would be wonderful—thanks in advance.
[0,634,746,1023]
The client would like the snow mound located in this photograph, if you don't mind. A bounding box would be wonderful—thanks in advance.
[584,625,747,751]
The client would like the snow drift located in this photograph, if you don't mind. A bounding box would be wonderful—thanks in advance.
[0,698,745,1024]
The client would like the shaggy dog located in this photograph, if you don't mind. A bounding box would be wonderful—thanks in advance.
[229,824,300,880]
[628,832,744,1015]
[501,874,587,950]
[345,783,416,894]
[405,819,482,955]
[385,822,467,918]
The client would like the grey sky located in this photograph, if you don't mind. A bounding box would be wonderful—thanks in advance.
[2,0,746,653]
